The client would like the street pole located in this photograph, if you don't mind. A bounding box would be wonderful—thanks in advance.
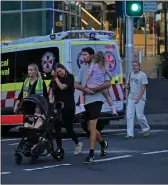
[125,16,134,83]
[164,8,167,52]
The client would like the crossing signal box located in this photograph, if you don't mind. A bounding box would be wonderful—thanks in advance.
[125,1,144,17]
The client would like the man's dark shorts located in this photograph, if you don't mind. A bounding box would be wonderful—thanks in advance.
[84,101,103,121]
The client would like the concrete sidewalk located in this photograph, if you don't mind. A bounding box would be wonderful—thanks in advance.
[108,113,168,130]
[73,113,168,131]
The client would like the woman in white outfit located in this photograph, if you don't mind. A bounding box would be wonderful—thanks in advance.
[125,61,150,138]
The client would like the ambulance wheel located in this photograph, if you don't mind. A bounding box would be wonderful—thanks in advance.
[53,148,64,161]
[15,155,22,165]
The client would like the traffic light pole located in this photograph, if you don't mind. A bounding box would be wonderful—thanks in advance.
[125,16,134,83]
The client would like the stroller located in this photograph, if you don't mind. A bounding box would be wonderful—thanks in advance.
[15,94,64,165]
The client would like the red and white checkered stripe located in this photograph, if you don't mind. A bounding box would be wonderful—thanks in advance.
[1,91,20,108]
[2,84,125,109]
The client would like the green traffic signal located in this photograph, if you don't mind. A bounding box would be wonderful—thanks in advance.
[125,1,144,17]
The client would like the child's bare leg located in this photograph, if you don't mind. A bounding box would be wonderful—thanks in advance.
[102,89,113,106]
[102,89,118,115]
[34,119,43,129]
[24,122,33,128]
[79,91,86,112]
[79,91,85,105]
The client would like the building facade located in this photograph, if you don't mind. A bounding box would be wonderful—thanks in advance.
[1,1,81,43]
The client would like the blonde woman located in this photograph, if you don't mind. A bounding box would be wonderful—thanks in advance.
[14,63,48,113]
[79,51,118,115]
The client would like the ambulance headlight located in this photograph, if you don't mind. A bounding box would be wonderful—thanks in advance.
[50,34,56,40]
[90,33,95,39]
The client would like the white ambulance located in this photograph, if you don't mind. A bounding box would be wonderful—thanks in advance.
[1,30,125,133]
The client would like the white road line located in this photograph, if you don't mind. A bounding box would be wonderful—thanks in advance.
[1,138,21,142]
[138,130,164,134]
[23,164,72,171]
[1,172,11,175]
[147,130,164,133]
[142,150,168,155]
[102,129,127,133]
[81,150,139,154]
[94,155,133,163]
[8,143,19,146]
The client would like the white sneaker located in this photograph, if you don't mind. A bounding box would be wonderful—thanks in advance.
[80,104,86,112]
[112,106,118,115]
[74,142,83,155]
[75,106,82,114]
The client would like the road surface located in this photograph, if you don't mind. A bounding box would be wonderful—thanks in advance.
[1,129,168,184]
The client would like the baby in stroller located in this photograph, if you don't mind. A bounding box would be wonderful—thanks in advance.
[15,94,64,165]
[24,103,45,129]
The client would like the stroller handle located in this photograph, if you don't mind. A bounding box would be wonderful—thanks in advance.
[49,101,64,118]
[55,101,64,110]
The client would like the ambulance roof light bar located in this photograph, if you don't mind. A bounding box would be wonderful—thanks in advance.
[66,30,115,39]
[49,32,69,41]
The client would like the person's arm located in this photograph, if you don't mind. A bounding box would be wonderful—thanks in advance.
[105,63,112,80]
[85,65,93,87]
[74,68,84,91]
[55,77,68,90]
[55,74,74,90]
[94,80,111,92]
[136,85,146,102]
[48,80,54,103]
[42,80,48,99]
[14,83,24,113]
[105,67,112,80]
[93,72,111,92]
[135,73,148,103]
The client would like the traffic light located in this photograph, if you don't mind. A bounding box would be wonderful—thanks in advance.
[125,1,144,17]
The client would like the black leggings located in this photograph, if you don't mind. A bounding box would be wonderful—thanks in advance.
[55,108,79,148]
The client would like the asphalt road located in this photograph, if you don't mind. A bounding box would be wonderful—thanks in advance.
[1,129,168,184]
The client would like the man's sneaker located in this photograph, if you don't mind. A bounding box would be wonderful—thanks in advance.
[100,141,108,157]
[124,135,134,139]
[74,142,83,155]
[84,155,94,164]
[143,129,150,137]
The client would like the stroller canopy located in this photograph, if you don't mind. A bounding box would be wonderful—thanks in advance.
[20,95,48,117]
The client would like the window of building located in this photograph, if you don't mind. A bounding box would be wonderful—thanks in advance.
[23,10,53,37]
[1,1,21,11]
[55,12,63,32]
[1,13,21,43]
[22,1,43,9]
[15,47,59,82]
[54,1,63,9]
[1,52,16,84]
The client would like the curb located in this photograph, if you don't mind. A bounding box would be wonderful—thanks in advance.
[73,123,168,130]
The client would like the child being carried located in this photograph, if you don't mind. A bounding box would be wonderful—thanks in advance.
[79,51,118,115]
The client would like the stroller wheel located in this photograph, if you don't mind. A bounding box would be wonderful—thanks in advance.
[52,148,64,161]
[15,155,22,165]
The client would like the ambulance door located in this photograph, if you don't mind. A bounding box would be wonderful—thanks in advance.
[15,46,60,87]
[1,50,16,114]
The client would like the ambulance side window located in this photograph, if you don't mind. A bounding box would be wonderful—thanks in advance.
[15,47,59,82]
[1,52,15,84]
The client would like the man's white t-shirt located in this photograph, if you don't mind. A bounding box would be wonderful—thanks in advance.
[128,71,148,101]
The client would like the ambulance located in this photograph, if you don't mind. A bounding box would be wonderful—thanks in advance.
[1,30,125,134]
